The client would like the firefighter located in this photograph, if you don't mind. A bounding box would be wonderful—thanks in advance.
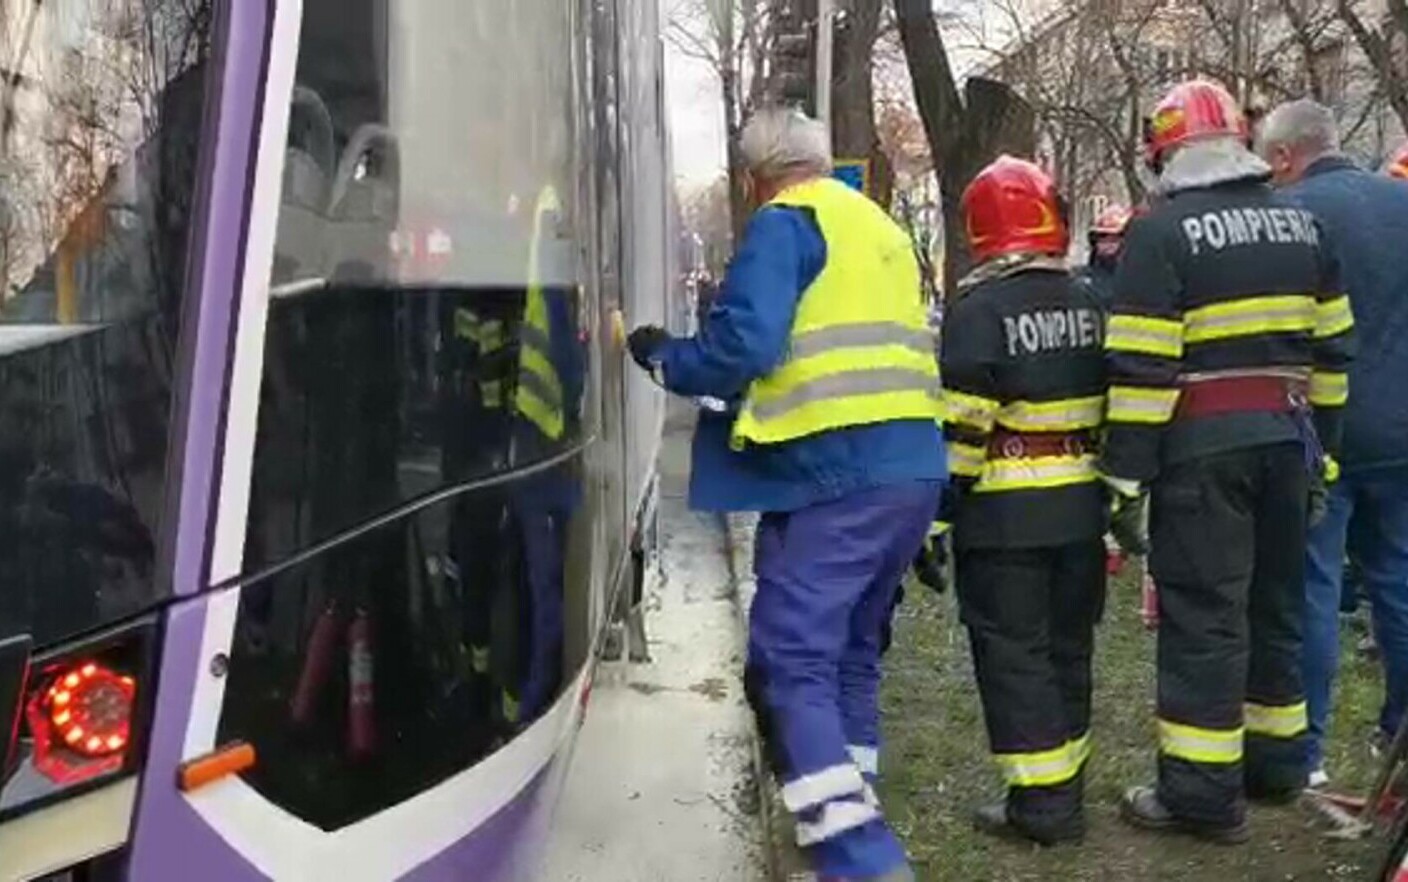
[626,107,942,882]
[1076,203,1132,308]
[940,156,1107,846]
[1103,80,1355,843]
[1384,142,1408,180]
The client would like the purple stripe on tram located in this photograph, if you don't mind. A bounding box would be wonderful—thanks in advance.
[128,0,272,878]
[127,603,263,881]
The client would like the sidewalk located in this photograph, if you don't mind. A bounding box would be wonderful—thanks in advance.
[542,410,766,882]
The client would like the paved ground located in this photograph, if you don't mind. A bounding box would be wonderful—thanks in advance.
[543,409,767,882]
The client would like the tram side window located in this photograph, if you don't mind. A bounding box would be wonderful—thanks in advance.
[218,466,594,831]
[218,0,596,831]
[0,2,212,647]
[248,0,588,573]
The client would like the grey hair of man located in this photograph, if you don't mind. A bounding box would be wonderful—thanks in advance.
[739,107,833,201]
[1258,99,1342,187]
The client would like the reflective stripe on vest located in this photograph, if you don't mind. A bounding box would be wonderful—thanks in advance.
[730,178,938,448]
[516,186,566,440]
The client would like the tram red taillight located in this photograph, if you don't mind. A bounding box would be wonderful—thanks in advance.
[26,660,136,783]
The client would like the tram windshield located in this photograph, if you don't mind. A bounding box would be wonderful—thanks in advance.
[0,2,213,647]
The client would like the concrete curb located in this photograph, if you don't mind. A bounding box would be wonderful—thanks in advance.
[719,513,811,882]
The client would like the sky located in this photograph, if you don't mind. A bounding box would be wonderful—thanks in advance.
[659,1,996,192]
[662,0,729,189]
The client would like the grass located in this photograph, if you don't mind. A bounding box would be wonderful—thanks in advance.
[877,566,1392,881]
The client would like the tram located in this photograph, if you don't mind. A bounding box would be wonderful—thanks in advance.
[0,0,677,879]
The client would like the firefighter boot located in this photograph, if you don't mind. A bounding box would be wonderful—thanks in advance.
[972,796,1084,846]
[1120,785,1250,845]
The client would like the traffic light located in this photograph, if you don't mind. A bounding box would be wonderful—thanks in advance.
[772,18,814,111]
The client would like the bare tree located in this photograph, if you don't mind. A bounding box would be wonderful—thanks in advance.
[1336,0,1408,134]
[667,0,778,239]
[893,0,1036,297]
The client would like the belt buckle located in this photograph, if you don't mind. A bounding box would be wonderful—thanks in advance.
[1001,436,1025,459]
[1288,388,1309,410]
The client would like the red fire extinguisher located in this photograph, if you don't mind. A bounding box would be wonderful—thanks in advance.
[291,603,339,728]
[347,609,376,760]
[1140,559,1159,631]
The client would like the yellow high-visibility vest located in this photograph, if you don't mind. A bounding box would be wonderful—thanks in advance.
[515,186,566,440]
[730,178,938,448]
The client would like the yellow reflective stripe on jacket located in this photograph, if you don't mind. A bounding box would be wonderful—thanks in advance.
[480,379,505,409]
[454,308,508,351]
[1106,314,1184,359]
[943,389,1000,432]
[994,734,1091,788]
[732,178,937,447]
[1183,294,1315,344]
[946,440,986,477]
[1069,731,1092,769]
[1244,701,1308,738]
[1158,719,1243,764]
[1107,385,1180,425]
[974,454,1098,493]
[1310,370,1348,407]
[996,395,1105,431]
[1314,295,1354,339]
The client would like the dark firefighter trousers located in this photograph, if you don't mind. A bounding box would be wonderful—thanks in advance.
[1150,442,1310,829]
[956,539,1106,840]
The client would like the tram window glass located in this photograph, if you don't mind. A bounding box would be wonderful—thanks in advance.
[0,2,212,647]
[217,467,593,830]
[249,0,587,573]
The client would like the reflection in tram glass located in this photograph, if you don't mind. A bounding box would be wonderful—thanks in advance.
[216,0,598,834]
[219,469,591,831]
[0,2,212,647]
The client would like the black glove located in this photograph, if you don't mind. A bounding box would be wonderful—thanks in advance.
[1308,455,1338,528]
[1108,492,1150,557]
[627,325,671,372]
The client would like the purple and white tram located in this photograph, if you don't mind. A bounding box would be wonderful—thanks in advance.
[0,0,675,878]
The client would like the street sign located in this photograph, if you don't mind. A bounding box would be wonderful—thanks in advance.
[833,159,870,196]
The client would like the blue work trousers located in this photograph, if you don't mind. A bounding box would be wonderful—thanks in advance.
[746,480,940,879]
[1303,466,1408,769]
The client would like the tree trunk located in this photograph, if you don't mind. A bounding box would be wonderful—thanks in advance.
[831,0,890,206]
[893,0,1034,297]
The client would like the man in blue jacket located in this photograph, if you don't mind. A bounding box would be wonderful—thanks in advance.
[627,108,943,882]
[1259,99,1408,787]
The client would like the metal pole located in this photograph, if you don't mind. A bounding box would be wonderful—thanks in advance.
[815,0,834,143]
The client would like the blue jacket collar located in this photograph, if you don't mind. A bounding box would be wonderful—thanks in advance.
[1304,155,1359,179]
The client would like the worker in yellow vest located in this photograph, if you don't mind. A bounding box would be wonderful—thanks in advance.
[627,108,943,882]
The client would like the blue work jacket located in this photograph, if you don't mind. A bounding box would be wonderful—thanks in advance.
[657,204,945,513]
[1283,157,1408,473]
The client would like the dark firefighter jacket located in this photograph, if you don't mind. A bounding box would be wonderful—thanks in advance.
[940,266,1107,549]
[1100,180,1355,483]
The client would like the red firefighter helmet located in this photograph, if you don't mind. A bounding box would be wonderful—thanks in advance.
[1145,79,1247,165]
[1384,142,1408,180]
[962,156,1068,264]
[1091,204,1132,237]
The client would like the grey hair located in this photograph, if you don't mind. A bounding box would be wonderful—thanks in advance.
[1258,99,1341,158]
[739,107,833,179]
